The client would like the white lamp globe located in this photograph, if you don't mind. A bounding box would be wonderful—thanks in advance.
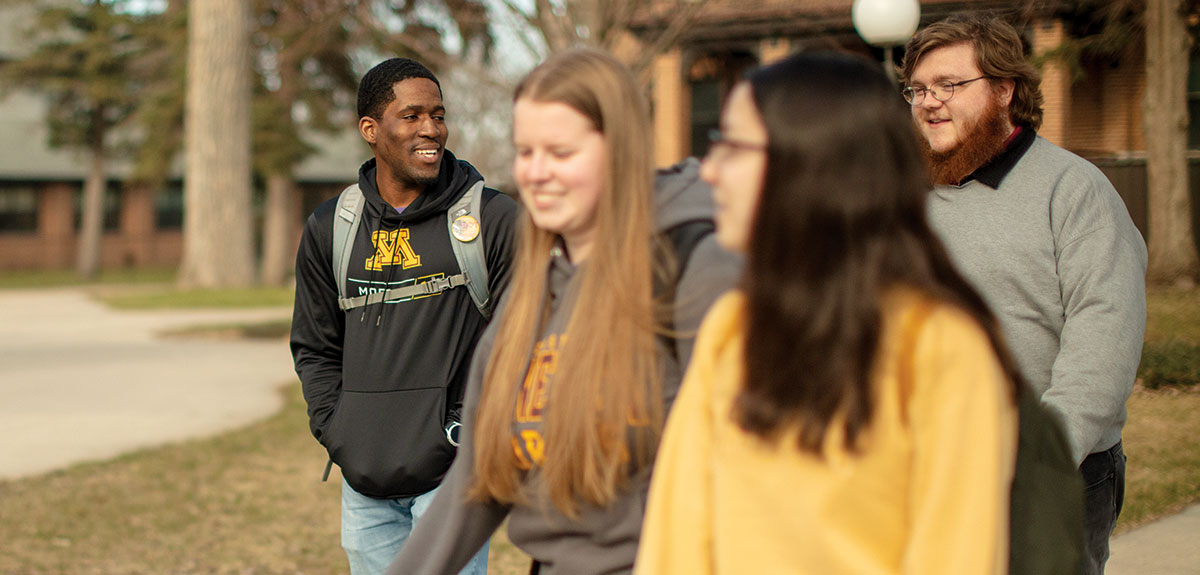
[852,0,921,47]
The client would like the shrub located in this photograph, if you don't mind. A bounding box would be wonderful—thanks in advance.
[1139,340,1200,389]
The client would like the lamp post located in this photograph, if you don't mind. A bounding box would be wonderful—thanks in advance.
[852,0,921,86]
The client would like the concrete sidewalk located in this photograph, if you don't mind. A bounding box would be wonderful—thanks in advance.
[0,286,295,479]
[1107,504,1200,575]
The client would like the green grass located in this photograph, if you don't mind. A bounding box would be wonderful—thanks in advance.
[1138,339,1200,389]
[0,266,176,289]
[0,267,295,310]
[96,285,296,309]
[1139,285,1200,389]
[160,318,293,340]
[1145,286,1200,344]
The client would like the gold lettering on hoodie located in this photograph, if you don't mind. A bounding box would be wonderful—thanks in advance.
[366,229,422,271]
[512,335,563,467]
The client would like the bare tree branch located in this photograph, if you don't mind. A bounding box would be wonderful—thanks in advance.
[490,0,548,61]
[629,0,708,78]
[349,6,515,91]
[536,0,575,52]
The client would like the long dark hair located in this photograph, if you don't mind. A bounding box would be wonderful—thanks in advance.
[736,51,1022,454]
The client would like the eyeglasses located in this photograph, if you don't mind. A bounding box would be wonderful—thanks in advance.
[705,128,766,161]
[902,76,990,105]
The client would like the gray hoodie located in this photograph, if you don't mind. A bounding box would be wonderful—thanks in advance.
[386,158,741,575]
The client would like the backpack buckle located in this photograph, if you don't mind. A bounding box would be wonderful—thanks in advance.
[422,276,454,294]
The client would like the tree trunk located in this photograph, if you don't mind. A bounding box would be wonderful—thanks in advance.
[260,172,298,286]
[75,141,106,280]
[178,0,255,288]
[1144,0,1199,287]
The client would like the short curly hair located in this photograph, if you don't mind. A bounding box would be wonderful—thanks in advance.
[356,58,441,120]
[901,14,1043,130]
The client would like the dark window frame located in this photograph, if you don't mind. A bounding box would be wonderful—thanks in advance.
[155,181,184,230]
[0,182,39,234]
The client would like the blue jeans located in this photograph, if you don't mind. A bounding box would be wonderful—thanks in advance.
[1079,441,1126,575]
[341,478,489,575]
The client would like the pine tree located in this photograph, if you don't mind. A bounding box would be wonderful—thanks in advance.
[252,0,362,286]
[3,0,145,279]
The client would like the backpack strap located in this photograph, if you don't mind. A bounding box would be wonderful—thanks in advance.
[333,180,491,316]
[333,184,364,307]
[896,298,936,426]
[664,219,715,277]
[446,180,492,320]
[337,274,470,310]
[657,218,716,361]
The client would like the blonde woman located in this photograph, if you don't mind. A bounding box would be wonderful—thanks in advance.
[387,48,739,575]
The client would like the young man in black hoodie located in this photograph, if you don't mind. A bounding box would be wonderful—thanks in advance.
[290,58,516,575]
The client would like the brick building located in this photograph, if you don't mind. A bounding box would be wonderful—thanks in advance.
[0,3,360,273]
[627,0,1197,241]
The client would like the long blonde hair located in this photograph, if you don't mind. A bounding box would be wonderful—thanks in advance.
[469,48,662,517]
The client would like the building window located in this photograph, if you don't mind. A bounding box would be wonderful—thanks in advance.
[0,184,38,233]
[155,181,184,230]
[74,182,121,232]
[687,51,759,158]
[689,79,721,158]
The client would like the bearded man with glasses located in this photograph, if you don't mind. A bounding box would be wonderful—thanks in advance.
[903,15,1147,575]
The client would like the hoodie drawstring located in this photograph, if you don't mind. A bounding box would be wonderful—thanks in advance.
[360,208,388,325]
[378,216,400,327]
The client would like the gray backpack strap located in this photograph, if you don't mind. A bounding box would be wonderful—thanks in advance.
[446,180,492,319]
[333,184,364,309]
[337,274,469,310]
[333,180,490,316]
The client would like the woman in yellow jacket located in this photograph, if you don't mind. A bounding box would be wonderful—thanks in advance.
[636,51,1021,575]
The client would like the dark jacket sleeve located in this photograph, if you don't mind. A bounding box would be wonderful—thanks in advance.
[388,308,514,575]
[290,203,346,445]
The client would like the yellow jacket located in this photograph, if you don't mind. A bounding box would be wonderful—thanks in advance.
[636,290,1017,575]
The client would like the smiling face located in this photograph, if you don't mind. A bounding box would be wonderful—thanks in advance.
[360,77,448,201]
[908,42,1013,155]
[699,82,767,253]
[512,98,607,262]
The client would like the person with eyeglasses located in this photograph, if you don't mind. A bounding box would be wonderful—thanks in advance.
[902,15,1146,575]
[636,50,1021,575]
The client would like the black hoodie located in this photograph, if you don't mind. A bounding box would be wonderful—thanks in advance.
[290,151,517,499]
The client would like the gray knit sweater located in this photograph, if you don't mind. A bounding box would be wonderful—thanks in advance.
[927,134,1146,465]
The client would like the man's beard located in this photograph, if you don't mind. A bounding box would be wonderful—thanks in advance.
[919,98,1011,186]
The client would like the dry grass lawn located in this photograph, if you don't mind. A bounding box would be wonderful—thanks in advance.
[0,384,535,575]
[1118,386,1200,533]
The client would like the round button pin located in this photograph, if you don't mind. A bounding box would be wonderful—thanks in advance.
[452,214,480,242]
